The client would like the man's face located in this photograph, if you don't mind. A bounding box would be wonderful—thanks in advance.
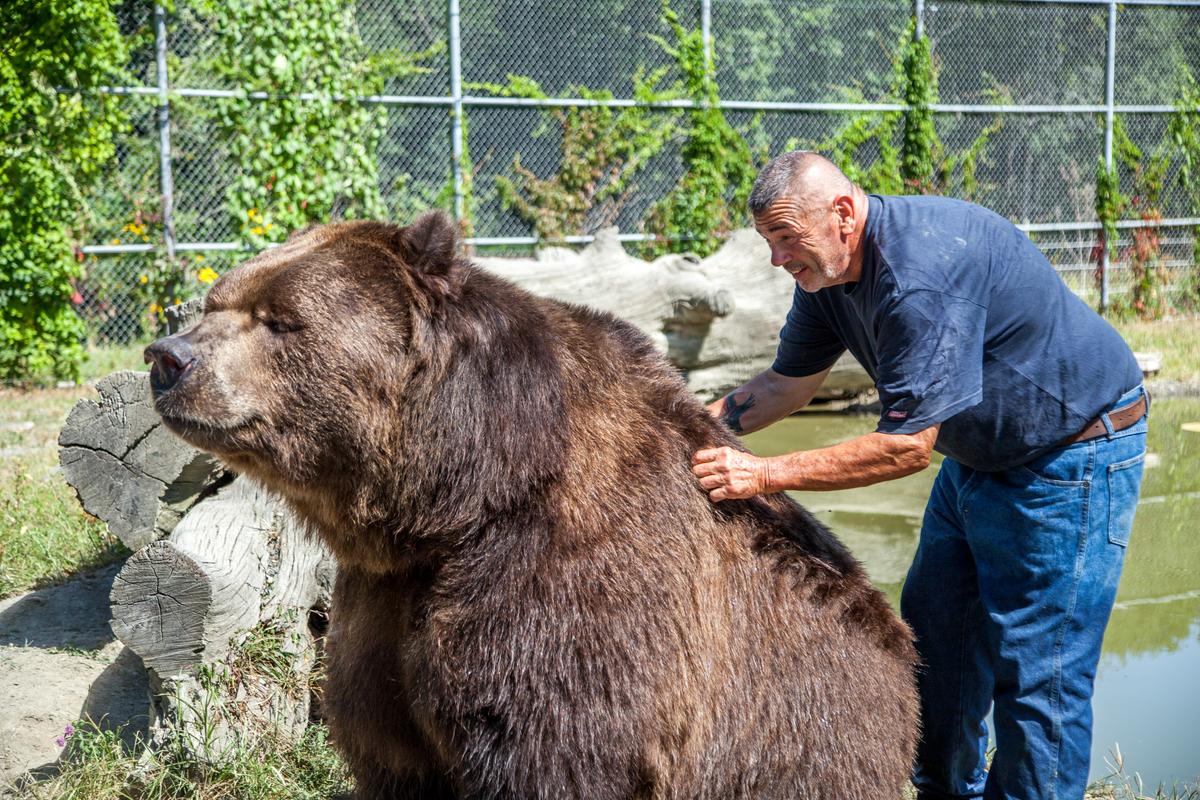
[753,198,852,292]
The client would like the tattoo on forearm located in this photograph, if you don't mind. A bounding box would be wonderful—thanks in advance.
[720,393,756,433]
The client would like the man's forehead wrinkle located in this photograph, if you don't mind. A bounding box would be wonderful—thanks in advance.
[754,199,810,234]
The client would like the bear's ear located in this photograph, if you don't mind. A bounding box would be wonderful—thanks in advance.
[394,210,459,280]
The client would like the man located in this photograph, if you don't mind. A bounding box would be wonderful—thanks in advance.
[692,151,1148,800]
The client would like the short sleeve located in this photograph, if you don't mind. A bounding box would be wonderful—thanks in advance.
[772,287,846,378]
[873,290,986,434]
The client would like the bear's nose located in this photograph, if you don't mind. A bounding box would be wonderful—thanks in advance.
[144,335,196,393]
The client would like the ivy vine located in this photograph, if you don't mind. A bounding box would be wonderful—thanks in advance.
[640,0,759,258]
[197,0,440,249]
[480,72,678,242]
[810,23,1004,201]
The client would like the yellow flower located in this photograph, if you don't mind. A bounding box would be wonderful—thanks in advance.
[197,267,219,284]
[173,297,181,305]
[247,208,260,220]
[265,222,274,231]
[251,225,264,235]
[195,254,205,262]
[139,274,149,285]
[148,303,162,315]
[109,238,120,246]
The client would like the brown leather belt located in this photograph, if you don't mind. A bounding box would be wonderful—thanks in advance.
[1059,392,1149,447]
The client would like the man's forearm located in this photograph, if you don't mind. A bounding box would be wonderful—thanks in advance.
[708,366,832,435]
[762,429,937,491]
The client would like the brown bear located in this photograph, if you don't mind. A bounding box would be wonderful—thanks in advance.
[145,211,918,800]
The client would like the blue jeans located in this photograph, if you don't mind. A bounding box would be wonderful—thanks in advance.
[902,385,1148,800]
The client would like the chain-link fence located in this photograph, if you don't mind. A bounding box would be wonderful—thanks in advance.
[77,0,1200,344]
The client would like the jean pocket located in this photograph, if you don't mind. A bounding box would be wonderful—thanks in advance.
[1107,453,1145,547]
[1018,445,1090,487]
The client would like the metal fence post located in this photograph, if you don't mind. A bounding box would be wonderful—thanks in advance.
[448,0,466,225]
[154,5,176,266]
[914,0,925,39]
[701,0,712,66]
[1101,0,1117,311]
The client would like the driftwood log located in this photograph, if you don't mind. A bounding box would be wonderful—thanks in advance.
[476,227,874,401]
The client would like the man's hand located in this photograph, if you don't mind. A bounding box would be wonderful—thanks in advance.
[691,447,772,502]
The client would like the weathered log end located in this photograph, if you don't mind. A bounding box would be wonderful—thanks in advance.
[58,371,225,550]
[110,540,215,676]
[166,298,205,334]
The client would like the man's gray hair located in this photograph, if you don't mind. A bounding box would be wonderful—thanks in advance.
[748,150,815,216]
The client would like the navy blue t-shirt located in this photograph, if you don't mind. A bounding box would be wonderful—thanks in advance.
[772,194,1142,471]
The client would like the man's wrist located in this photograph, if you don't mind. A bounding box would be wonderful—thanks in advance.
[759,456,778,494]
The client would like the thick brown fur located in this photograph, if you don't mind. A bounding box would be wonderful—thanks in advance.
[149,211,919,800]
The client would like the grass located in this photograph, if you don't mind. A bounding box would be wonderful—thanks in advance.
[1110,316,1200,386]
[5,721,351,800]
[1086,745,1200,799]
[5,615,347,799]
[0,343,144,598]
[9,722,1194,800]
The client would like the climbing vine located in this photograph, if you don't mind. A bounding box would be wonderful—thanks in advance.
[640,0,759,258]
[1099,89,1190,319]
[481,72,678,242]
[197,0,439,249]
[1168,65,1200,306]
[899,30,939,193]
[811,23,1004,201]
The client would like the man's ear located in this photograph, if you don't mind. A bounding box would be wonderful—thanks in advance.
[834,195,856,234]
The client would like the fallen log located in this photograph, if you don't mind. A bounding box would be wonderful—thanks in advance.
[476,227,873,401]
[59,367,335,756]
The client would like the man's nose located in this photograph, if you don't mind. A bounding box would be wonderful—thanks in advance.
[769,246,790,267]
[144,335,196,393]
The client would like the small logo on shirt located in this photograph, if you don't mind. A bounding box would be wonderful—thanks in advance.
[885,409,909,421]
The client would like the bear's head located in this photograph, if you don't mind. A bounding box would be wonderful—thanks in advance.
[143,211,500,560]
[147,210,568,569]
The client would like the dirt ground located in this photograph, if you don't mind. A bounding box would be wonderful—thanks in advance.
[0,561,149,787]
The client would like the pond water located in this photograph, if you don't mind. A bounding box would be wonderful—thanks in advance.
[743,398,1200,789]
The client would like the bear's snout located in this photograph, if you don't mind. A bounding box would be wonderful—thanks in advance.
[145,335,196,395]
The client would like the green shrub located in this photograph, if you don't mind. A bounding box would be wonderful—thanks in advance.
[487,75,678,242]
[0,0,128,384]
[809,23,1004,200]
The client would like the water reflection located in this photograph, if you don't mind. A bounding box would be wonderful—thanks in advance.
[743,398,1200,787]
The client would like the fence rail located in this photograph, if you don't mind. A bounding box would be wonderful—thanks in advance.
[74,0,1200,343]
